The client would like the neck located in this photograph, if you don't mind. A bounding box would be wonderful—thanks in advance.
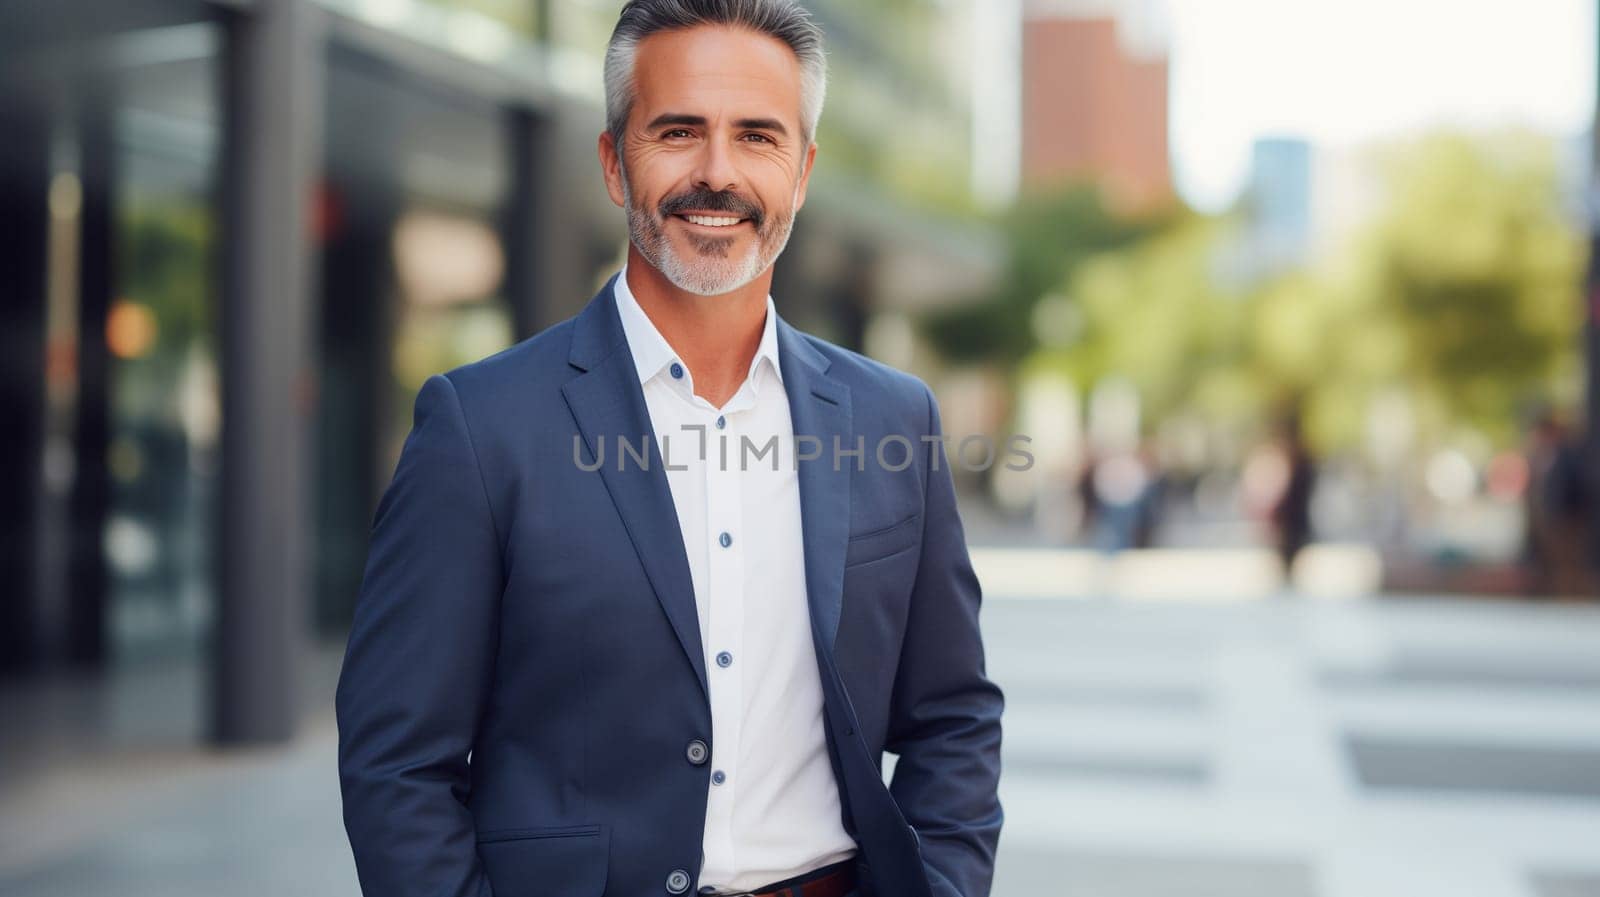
[625,245,771,408]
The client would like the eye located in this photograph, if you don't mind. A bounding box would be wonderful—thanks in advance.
[662,128,693,139]
[741,133,774,144]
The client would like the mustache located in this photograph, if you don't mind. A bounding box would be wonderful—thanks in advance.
[660,189,763,228]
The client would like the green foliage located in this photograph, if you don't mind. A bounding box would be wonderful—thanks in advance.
[1361,131,1584,443]
[948,128,1585,455]
[1049,213,1250,425]
[119,191,213,367]
[921,182,1167,362]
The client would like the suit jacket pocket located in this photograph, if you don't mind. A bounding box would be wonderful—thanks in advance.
[476,823,609,897]
[845,511,921,568]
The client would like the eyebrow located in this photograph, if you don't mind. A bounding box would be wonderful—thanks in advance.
[645,113,789,138]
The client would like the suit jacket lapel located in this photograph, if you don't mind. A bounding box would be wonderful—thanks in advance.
[562,274,708,699]
[777,316,853,655]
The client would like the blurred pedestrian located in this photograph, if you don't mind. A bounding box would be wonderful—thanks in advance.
[1131,440,1166,549]
[1090,450,1150,552]
[1269,410,1316,580]
[1522,410,1590,598]
[1075,448,1101,546]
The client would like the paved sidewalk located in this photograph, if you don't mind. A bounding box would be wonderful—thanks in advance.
[3,577,1599,896]
[985,592,1600,897]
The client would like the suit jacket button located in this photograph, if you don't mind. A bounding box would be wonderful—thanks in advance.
[686,739,709,765]
[667,869,691,893]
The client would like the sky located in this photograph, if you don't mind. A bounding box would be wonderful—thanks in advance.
[1163,0,1598,211]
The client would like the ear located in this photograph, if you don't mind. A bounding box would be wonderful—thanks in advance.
[598,130,626,209]
[793,140,818,211]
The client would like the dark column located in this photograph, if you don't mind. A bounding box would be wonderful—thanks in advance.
[314,176,399,637]
[516,101,624,328]
[832,241,876,352]
[501,106,544,338]
[214,0,325,743]
[66,80,115,669]
[1587,1,1600,595]
[0,93,49,677]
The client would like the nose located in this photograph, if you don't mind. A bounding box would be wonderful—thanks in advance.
[689,134,739,194]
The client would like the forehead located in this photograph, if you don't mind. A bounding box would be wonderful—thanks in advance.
[630,24,803,124]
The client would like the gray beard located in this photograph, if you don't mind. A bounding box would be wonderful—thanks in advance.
[619,161,799,297]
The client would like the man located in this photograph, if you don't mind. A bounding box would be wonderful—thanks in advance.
[334,2,1003,896]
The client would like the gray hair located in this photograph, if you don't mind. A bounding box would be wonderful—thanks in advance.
[604,0,828,154]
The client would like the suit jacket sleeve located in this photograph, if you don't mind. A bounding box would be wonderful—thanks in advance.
[335,372,503,897]
[883,382,1006,897]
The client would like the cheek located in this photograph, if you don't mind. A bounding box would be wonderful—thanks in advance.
[627,151,690,199]
[756,167,802,207]
[761,185,800,220]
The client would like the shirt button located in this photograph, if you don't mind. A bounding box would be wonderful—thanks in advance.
[666,869,691,894]
[670,362,684,379]
[711,769,726,785]
[716,651,733,668]
[685,739,709,765]
[718,531,732,548]
[715,415,726,429]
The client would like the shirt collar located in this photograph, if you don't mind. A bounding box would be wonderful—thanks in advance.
[612,261,784,390]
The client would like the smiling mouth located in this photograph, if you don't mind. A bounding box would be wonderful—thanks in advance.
[673,212,750,229]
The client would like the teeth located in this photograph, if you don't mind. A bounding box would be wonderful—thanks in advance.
[683,214,743,227]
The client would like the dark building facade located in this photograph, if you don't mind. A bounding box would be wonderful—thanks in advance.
[0,0,998,749]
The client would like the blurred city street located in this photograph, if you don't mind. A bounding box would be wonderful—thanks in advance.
[4,1,1600,894]
[4,550,1599,897]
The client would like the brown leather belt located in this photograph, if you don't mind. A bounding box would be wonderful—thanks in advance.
[705,858,858,897]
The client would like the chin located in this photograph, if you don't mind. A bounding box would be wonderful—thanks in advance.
[671,275,748,297]
[660,252,767,297]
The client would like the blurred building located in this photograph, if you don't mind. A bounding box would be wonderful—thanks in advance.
[966,0,1025,210]
[1212,135,1313,288]
[1020,0,1172,212]
[1245,137,1312,267]
[0,0,999,750]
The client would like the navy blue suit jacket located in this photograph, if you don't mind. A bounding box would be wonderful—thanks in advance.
[335,273,1004,897]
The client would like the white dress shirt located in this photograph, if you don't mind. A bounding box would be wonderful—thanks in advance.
[613,264,858,891]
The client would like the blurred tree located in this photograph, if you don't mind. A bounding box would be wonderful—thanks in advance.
[1243,265,1405,452]
[1359,130,1584,444]
[922,182,1165,362]
[1052,213,1248,425]
[1002,129,1582,455]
